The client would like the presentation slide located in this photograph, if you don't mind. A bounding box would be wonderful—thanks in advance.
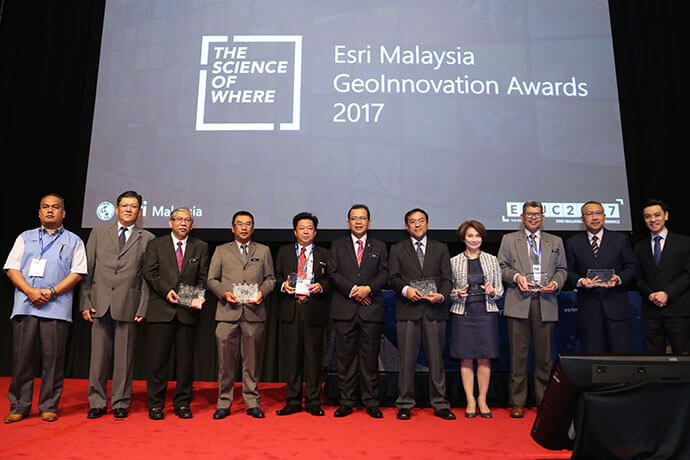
[82,0,631,230]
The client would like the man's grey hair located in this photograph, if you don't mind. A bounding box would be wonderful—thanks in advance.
[170,207,193,222]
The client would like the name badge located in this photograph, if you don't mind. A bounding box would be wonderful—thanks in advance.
[532,264,542,283]
[295,277,312,297]
[29,258,47,277]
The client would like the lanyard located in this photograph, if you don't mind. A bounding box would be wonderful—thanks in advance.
[527,234,541,262]
[295,244,314,277]
[38,227,64,259]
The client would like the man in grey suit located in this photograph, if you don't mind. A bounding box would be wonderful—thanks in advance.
[388,208,455,420]
[207,211,276,420]
[497,200,567,418]
[80,191,155,419]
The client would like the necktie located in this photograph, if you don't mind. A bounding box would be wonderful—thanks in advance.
[416,241,424,269]
[118,227,127,251]
[356,240,364,267]
[591,235,599,259]
[176,241,184,272]
[241,243,248,262]
[653,235,662,266]
[528,233,539,264]
[297,247,307,301]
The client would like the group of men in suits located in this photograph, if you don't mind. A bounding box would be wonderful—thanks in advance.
[5,194,690,424]
[499,199,690,419]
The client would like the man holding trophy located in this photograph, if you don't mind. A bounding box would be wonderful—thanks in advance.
[497,200,567,419]
[143,207,209,420]
[207,211,275,420]
[565,201,637,354]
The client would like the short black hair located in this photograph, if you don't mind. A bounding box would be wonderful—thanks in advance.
[117,190,143,207]
[348,204,370,220]
[404,208,428,224]
[293,212,318,230]
[581,201,603,215]
[641,199,669,213]
[232,210,254,225]
[522,200,543,213]
[40,193,65,209]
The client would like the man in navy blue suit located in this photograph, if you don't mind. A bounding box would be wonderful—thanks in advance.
[565,201,637,354]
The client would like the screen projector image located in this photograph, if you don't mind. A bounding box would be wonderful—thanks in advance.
[82,0,630,230]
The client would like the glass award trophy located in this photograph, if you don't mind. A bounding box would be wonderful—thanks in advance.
[525,271,546,292]
[586,269,615,287]
[177,283,205,310]
[233,282,259,303]
[410,278,438,297]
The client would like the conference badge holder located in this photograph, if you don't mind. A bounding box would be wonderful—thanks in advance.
[233,282,259,304]
[410,278,437,297]
[586,269,615,287]
[178,283,206,309]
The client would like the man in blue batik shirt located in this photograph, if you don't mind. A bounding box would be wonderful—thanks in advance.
[3,194,86,423]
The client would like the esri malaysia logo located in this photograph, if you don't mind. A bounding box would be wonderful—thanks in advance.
[196,35,302,131]
[96,201,115,221]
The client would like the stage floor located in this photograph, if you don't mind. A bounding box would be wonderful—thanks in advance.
[0,377,571,459]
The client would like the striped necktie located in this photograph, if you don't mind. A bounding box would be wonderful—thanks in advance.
[356,240,364,267]
[591,235,599,259]
[176,241,183,272]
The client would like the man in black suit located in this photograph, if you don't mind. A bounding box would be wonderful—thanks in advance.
[634,199,690,354]
[388,209,455,420]
[565,201,637,354]
[274,212,331,416]
[328,204,388,418]
[142,207,209,419]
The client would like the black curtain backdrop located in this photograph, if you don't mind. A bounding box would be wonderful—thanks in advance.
[0,1,689,382]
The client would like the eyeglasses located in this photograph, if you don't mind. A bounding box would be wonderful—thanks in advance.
[523,212,543,219]
[408,218,426,225]
[234,221,253,228]
[349,216,368,222]
[172,217,192,223]
[582,210,603,217]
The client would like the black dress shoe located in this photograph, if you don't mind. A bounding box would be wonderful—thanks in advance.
[276,406,302,416]
[87,408,107,419]
[465,411,477,419]
[396,408,411,420]
[435,408,456,420]
[333,406,353,417]
[366,407,383,419]
[113,408,128,419]
[305,406,325,416]
[149,407,164,420]
[480,411,492,418]
[174,406,192,419]
[246,407,265,418]
[213,408,229,420]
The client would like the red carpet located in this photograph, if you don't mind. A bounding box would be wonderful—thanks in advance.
[0,378,571,459]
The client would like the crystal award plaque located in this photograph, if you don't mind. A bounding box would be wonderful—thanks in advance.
[233,282,259,304]
[586,269,615,287]
[410,278,437,297]
[177,283,205,310]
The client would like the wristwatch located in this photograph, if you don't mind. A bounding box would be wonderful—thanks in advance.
[50,287,57,298]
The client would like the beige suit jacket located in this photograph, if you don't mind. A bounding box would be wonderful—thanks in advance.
[207,241,276,322]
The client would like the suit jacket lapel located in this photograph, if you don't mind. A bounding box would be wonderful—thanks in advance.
[406,239,423,273]
[515,233,531,272]
[540,234,552,270]
[119,225,141,256]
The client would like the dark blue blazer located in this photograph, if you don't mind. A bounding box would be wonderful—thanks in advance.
[565,229,637,321]
[634,231,690,318]
[328,235,388,322]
